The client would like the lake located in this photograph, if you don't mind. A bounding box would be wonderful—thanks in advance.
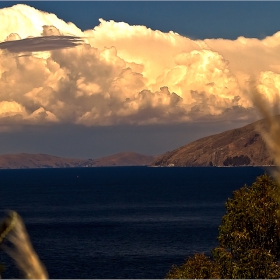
[0,166,267,278]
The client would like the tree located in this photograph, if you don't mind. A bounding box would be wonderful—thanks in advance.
[166,253,219,279]
[166,174,280,279]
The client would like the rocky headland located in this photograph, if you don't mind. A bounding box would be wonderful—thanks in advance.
[151,117,277,167]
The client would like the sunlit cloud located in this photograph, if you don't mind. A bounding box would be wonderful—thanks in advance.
[0,4,279,128]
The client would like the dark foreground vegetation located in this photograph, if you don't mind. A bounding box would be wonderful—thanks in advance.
[166,174,280,279]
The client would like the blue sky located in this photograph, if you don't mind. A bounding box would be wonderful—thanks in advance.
[1,1,280,40]
[0,1,279,159]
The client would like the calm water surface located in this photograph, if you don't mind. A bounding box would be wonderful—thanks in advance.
[0,166,267,278]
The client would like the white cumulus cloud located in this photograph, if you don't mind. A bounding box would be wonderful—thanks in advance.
[0,4,279,128]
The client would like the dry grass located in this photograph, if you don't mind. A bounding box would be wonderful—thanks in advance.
[0,211,48,279]
[251,81,280,183]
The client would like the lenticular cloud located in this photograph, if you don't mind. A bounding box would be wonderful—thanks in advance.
[0,4,279,127]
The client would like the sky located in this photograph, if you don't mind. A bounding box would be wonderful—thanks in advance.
[0,1,279,159]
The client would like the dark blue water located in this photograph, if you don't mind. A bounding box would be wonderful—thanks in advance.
[0,166,267,278]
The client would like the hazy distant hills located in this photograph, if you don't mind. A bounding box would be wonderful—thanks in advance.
[0,153,84,169]
[93,152,155,166]
[0,152,155,169]
[151,117,276,167]
[1,116,278,169]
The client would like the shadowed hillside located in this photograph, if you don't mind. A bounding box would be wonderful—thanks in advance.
[151,117,279,167]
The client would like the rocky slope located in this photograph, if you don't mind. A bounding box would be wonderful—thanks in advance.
[151,117,277,167]
[0,152,155,169]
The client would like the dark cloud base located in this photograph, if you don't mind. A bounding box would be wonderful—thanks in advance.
[0,35,84,53]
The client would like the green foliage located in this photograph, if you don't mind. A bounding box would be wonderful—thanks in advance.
[218,174,280,259]
[166,174,280,279]
[223,155,251,166]
[211,247,233,278]
[166,253,219,279]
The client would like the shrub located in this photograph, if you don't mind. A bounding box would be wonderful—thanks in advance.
[166,253,219,279]
[166,174,280,279]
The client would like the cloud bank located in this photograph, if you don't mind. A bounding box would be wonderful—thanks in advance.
[0,4,279,127]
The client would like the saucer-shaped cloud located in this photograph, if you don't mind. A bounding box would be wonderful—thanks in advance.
[0,35,84,53]
[0,4,279,128]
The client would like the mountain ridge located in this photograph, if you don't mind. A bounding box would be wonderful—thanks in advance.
[151,117,276,167]
[0,152,155,169]
[0,117,278,169]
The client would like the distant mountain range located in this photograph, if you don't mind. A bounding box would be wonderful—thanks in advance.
[0,117,277,169]
[0,152,155,169]
[151,117,276,167]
